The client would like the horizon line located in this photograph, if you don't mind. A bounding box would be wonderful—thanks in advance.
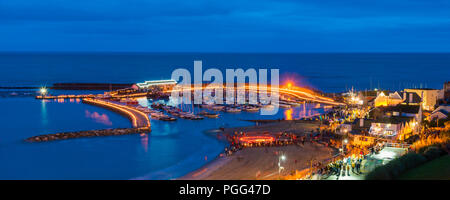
[1,51,450,54]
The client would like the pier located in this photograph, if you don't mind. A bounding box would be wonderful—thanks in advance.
[82,98,150,128]
[166,84,344,106]
[110,83,344,106]
[35,94,102,100]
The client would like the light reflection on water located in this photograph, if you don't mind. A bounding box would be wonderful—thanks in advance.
[84,110,113,126]
[41,99,48,126]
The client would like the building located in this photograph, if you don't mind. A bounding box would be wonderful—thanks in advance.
[135,79,177,91]
[369,116,418,140]
[404,88,440,111]
[353,135,377,147]
[351,118,373,134]
[428,104,450,121]
[445,82,450,101]
[385,104,423,123]
[429,110,449,121]
[400,92,422,106]
[438,81,450,103]
[374,90,423,108]
[374,91,403,107]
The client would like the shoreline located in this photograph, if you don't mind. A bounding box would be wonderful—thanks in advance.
[179,143,336,180]
[178,152,232,180]
[179,120,336,180]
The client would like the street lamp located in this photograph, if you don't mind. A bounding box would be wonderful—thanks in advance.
[278,154,286,179]
[342,139,348,155]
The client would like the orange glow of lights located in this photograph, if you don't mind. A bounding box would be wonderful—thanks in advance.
[165,84,344,106]
[239,136,275,143]
[84,98,150,128]
[284,109,293,120]
[287,82,293,88]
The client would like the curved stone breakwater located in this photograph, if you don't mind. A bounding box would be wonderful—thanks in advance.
[25,127,151,142]
[26,98,151,143]
[82,98,151,128]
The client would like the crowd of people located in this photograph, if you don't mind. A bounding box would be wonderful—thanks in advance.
[314,156,365,179]
[221,131,298,156]
[307,141,386,180]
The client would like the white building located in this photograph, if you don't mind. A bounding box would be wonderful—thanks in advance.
[135,79,177,90]
[429,104,450,121]
[404,88,440,111]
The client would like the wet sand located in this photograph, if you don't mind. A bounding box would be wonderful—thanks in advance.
[181,143,335,180]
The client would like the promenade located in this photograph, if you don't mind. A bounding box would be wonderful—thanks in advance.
[82,98,150,128]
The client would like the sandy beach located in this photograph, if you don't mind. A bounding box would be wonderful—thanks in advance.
[181,143,335,180]
[180,120,336,180]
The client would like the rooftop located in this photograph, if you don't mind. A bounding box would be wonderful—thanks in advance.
[373,116,414,124]
[136,80,177,88]
[405,88,439,91]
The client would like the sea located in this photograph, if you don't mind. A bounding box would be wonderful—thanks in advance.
[0,53,448,179]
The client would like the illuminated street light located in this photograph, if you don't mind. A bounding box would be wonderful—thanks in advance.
[342,139,348,155]
[278,153,286,179]
[40,87,48,96]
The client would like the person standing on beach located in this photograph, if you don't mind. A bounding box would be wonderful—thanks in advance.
[342,158,347,176]
[347,157,351,176]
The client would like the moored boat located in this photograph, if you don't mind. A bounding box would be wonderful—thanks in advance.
[242,105,260,112]
[211,105,224,111]
[225,107,241,113]
[199,111,219,118]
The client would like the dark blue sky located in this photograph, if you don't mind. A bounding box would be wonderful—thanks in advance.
[1,0,449,52]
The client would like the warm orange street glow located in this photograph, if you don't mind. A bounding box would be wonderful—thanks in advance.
[284,109,293,120]
[84,98,150,128]
[163,83,344,106]
[287,82,293,88]
[239,136,275,143]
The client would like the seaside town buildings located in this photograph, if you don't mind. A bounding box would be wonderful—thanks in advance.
[374,91,403,107]
[404,88,440,111]
[438,81,450,104]
[373,91,422,107]
[429,104,450,121]
[341,81,450,143]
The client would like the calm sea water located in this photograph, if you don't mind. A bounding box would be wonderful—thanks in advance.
[0,53,449,92]
[0,53,448,179]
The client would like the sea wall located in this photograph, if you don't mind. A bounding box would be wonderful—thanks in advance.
[82,98,135,125]
[25,127,151,142]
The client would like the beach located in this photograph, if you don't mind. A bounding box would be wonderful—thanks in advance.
[181,120,337,180]
[181,144,335,180]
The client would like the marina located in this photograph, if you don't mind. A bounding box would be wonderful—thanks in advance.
[1,0,450,186]
[0,54,447,181]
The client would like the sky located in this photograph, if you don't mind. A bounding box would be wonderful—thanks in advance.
[0,0,449,52]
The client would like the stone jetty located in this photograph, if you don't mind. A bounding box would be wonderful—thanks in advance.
[25,127,151,142]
